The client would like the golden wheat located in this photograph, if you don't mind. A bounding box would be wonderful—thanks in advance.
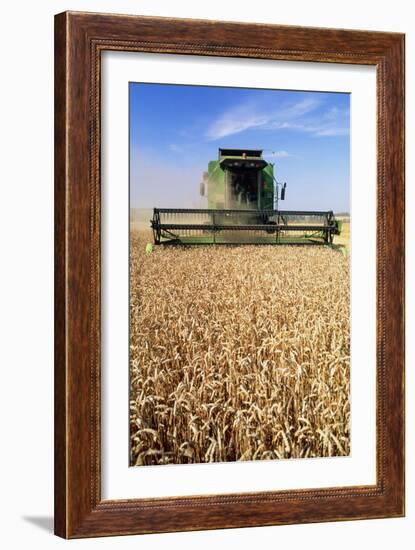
[130,230,350,466]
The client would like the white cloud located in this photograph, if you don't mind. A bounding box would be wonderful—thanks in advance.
[264,150,292,158]
[314,127,349,137]
[205,96,348,140]
[278,97,321,119]
[169,143,183,153]
[205,103,269,140]
[324,106,340,120]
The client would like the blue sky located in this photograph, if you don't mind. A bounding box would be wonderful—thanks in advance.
[130,83,350,212]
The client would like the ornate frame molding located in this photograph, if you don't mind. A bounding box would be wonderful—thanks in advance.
[55,11,404,538]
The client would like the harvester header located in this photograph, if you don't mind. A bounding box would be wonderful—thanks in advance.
[151,148,341,245]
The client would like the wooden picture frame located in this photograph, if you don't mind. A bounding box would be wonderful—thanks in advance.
[54,11,405,538]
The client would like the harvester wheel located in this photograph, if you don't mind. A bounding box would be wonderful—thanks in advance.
[265,221,277,234]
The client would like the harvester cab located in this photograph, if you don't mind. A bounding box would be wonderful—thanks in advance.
[213,149,270,211]
[151,148,341,245]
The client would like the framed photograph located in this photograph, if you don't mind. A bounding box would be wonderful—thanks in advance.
[54,11,405,538]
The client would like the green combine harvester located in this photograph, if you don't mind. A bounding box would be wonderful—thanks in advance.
[151,148,342,245]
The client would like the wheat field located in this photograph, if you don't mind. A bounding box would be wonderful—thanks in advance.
[130,230,350,466]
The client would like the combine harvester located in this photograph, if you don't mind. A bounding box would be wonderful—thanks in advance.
[151,148,342,245]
